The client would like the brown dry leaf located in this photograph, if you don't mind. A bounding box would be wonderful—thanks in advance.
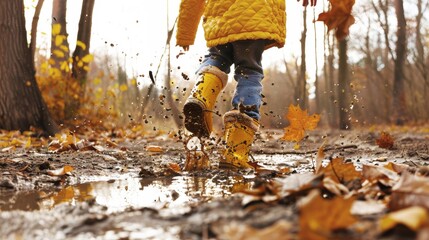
[322,176,349,196]
[390,172,429,210]
[317,0,356,40]
[320,157,361,183]
[299,190,357,240]
[277,173,324,197]
[47,165,74,176]
[214,220,292,240]
[384,162,409,174]
[376,131,395,149]
[146,145,164,153]
[315,143,325,174]
[281,104,320,143]
[362,164,400,183]
[168,163,182,174]
[379,206,428,233]
[183,151,210,171]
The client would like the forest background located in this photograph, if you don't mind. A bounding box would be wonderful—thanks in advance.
[1,0,428,136]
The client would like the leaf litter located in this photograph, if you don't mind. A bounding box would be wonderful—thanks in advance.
[0,114,429,239]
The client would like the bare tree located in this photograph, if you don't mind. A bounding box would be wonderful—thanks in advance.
[30,0,45,65]
[296,7,308,109]
[392,0,407,124]
[0,0,58,135]
[66,0,95,119]
[72,0,95,83]
[338,39,351,130]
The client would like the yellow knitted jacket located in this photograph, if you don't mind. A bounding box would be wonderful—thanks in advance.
[176,0,286,49]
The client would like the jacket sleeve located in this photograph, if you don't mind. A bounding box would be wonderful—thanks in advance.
[176,0,205,46]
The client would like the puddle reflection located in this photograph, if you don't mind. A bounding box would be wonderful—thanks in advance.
[0,176,250,213]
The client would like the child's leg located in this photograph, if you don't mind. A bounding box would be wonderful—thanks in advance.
[220,40,268,169]
[183,44,233,137]
[230,40,268,120]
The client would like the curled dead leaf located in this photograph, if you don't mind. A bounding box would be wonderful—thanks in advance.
[390,172,429,211]
[376,132,395,149]
[379,206,428,233]
[47,165,74,176]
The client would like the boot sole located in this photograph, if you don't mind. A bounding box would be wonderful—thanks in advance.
[183,101,210,137]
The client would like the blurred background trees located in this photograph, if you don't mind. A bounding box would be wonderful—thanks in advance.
[0,0,428,134]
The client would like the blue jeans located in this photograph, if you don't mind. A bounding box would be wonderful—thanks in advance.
[197,40,270,120]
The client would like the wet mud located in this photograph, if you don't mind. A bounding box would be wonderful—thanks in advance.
[0,128,428,239]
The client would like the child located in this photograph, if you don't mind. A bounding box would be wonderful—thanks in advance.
[176,0,313,169]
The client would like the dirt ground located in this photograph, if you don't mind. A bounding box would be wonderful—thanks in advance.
[0,127,428,239]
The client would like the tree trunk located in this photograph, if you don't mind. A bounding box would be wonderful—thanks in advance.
[67,0,95,119]
[30,0,45,66]
[0,0,59,135]
[71,0,95,83]
[326,32,337,127]
[338,39,351,130]
[296,7,308,109]
[392,0,407,124]
[50,0,70,76]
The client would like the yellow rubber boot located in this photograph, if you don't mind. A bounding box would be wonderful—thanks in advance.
[220,110,259,169]
[183,66,227,137]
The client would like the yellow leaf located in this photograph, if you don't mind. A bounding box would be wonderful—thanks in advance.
[130,78,137,86]
[76,40,86,50]
[282,104,320,142]
[55,35,64,46]
[77,60,84,67]
[93,78,101,85]
[379,206,428,232]
[60,61,70,72]
[59,45,69,52]
[52,23,61,35]
[52,50,65,58]
[25,137,31,148]
[119,84,128,92]
[81,54,93,63]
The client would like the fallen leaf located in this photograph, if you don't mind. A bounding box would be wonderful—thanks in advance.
[362,164,400,183]
[281,104,320,143]
[315,143,325,174]
[384,162,408,174]
[214,220,292,240]
[183,150,210,171]
[320,157,361,183]
[351,200,386,216]
[299,190,357,239]
[376,132,395,149]
[390,172,429,210]
[317,0,356,40]
[322,176,349,196]
[379,206,428,233]
[47,165,74,176]
[146,145,163,153]
[277,173,324,197]
[168,163,182,173]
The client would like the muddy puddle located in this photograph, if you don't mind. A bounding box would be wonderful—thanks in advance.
[0,175,250,215]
